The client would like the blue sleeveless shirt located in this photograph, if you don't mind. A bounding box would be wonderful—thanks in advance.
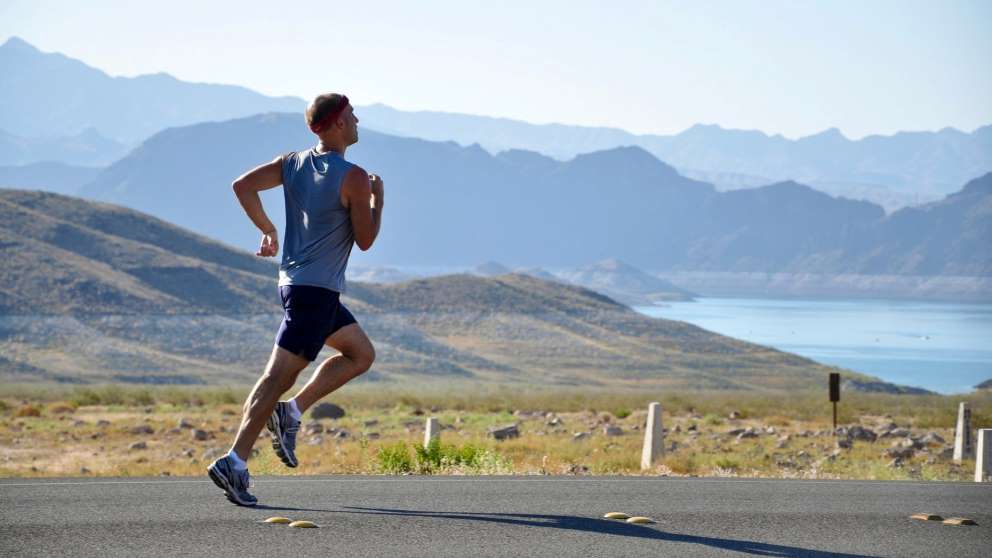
[278,148,356,293]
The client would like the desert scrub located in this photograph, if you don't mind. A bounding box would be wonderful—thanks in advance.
[376,439,512,475]
[375,442,414,474]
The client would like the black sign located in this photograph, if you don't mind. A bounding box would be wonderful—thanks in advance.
[829,373,840,402]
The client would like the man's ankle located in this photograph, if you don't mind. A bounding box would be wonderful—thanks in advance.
[286,398,303,421]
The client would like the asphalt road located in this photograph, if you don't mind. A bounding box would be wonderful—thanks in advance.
[1,476,990,557]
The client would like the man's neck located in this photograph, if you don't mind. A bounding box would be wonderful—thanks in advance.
[315,140,347,156]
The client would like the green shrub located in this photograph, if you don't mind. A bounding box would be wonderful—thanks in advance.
[714,457,740,471]
[375,442,413,474]
[614,408,631,419]
[703,413,723,426]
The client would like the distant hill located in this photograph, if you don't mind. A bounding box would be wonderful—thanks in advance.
[77,113,992,292]
[0,188,870,390]
[3,39,989,210]
[358,104,992,209]
[0,162,103,195]
[0,127,129,166]
[0,37,303,142]
[555,259,695,305]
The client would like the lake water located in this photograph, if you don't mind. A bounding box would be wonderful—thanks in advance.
[634,298,992,395]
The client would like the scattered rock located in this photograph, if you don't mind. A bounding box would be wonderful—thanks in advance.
[182,449,195,458]
[96,420,111,427]
[191,429,210,441]
[305,422,324,435]
[308,436,324,446]
[364,432,380,440]
[572,432,590,442]
[363,419,379,427]
[603,425,624,436]
[673,424,682,433]
[564,464,589,475]
[334,430,350,439]
[727,428,746,436]
[884,447,914,459]
[847,425,877,442]
[546,416,563,427]
[488,424,520,440]
[880,427,911,439]
[177,418,194,429]
[939,447,954,459]
[920,432,945,446]
[79,467,91,474]
[129,441,147,450]
[72,420,86,427]
[835,438,852,450]
[728,411,742,419]
[310,403,346,420]
[764,426,776,435]
[130,425,154,435]
[736,428,760,440]
[687,423,698,432]
[887,457,905,468]
[201,448,224,461]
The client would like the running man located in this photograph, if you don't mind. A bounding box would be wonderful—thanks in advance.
[208,93,383,506]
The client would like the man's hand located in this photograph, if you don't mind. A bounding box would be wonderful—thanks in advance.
[256,229,279,257]
[369,173,384,209]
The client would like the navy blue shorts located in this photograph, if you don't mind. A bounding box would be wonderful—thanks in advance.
[274,285,358,362]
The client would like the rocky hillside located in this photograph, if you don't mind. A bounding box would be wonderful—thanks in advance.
[0,189,862,390]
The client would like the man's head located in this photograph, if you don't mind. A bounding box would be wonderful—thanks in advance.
[306,93,358,145]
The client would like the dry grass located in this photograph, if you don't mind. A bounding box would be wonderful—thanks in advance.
[1,385,988,480]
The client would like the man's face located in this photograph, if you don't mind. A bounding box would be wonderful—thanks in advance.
[345,106,359,145]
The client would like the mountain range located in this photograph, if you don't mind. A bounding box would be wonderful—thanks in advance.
[2,37,990,210]
[0,188,862,391]
[75,113,992,297]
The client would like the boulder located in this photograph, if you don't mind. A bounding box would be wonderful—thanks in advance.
[129,441,147,450]
[603,425,623,436]
[130,424,154,435]
[191,429,210,441]
[847,425,877,442]
[884,447,914,459]
[488,424,520,440]
[177,418,194,429]
[310,403,346,420]
[572,432,590,442]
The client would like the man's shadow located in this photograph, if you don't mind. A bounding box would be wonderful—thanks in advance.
[339,506,880,558]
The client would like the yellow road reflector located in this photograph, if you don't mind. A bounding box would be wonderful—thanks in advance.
[603,512,630,520]
[626,516,655,524]
[264,517,292,524]
[942,517,977,526]
[910,513,943,521]
[289,520,319,528]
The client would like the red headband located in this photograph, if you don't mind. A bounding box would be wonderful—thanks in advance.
[309,95,350,134]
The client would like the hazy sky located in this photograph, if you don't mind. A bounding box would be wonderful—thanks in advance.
[2,0,989,139]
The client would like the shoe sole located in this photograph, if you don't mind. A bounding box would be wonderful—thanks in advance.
[207,464,257,507]
[266,411,298,468]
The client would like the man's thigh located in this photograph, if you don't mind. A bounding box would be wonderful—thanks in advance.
[324,323,373,357]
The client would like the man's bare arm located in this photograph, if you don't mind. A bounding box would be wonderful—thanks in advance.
[233,156,283,257]
[341,166,383,251]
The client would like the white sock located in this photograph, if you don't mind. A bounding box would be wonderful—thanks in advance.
[227,450,248,471]
[287,398,303,421]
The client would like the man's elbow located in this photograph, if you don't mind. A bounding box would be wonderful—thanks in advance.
[232,180,245,196]
[356,238,374,251]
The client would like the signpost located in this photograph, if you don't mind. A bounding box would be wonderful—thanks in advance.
[829,372,840,433]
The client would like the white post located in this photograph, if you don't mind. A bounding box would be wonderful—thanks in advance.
[424,417,439,448]
[976,429,991,483]
[640,402,664,470]
[953,402,972,462]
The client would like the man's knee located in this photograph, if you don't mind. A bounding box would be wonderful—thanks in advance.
[350,342,375,375]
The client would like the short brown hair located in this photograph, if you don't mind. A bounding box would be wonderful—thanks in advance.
[306,93,347,129]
